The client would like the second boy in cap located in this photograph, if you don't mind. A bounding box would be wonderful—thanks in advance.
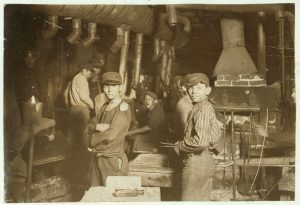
[88,72,131,186]
[173,73,223,201]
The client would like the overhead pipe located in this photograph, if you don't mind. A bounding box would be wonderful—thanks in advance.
[133,33,144,88]
[155,13,191,49]
[29,5,154,35]
[175,4,285,18]
[152,38,161,62]
[257,12,266,78]
[176,15,192,33]
[110,27,125,53]
[166,5,177,26]
[67,18,81,44]
[82,22,98,47]
[119,29,130,95]
[42,15,59,39]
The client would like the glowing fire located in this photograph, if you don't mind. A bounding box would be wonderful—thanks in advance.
[31,96,36,104]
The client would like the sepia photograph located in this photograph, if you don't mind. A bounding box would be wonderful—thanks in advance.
[2,1,296,202]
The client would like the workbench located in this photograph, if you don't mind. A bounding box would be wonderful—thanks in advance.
[81,176,161,201]
[129,154,175,188]
[23,118,58,202]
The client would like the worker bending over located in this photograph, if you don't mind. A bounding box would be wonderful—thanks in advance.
[127,91,168,153]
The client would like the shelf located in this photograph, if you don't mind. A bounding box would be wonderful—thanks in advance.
[32,131,70,166]
[214,104,260,112]
[22,118,55,136]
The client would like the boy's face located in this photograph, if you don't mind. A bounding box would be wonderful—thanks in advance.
[187,82,211,103]
[145,95,156,110]
[82,69,93,79]
[103,84,121,100]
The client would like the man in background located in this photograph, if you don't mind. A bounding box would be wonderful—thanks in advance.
[64,62,95,188]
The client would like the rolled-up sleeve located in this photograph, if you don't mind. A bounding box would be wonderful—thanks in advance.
[75,76,94,108]
[147,104,165,130]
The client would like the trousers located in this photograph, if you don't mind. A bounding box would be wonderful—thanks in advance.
[68,106,90,185]
[181,150,215,201]
[91,151,129,186]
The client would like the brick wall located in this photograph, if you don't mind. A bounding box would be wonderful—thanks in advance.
[215,74,266,87]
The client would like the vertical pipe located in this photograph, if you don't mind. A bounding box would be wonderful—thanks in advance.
[231,111,236,200]
[279,18,285,99]
[257,12,266,78]
[119,29,130,95]
[165,47,173,86]
[133,33,144,88]
[152,38,161,61]
[155,40,167,96]
[160,51,168,84]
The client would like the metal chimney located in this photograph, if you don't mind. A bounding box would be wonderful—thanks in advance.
[213,17,257,76]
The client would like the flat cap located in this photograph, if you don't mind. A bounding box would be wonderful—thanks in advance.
[180,74,191,87]
[186,73,209,87]
[102,72,122,85]
[144,90,157,100]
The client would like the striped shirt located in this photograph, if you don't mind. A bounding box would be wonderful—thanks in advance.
[179,100,222,153]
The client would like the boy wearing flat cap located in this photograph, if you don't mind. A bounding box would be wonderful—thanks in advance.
[88,72,131,186]
[127,90,168,153]
[173,73,223,201]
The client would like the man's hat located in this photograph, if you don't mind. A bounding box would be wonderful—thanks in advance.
[79,63,95,72]
[102,72,122,85]
[186,73,210,87]
[144,90,157,100]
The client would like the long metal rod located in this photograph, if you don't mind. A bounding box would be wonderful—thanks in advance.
[25,133,35,202]
[222,111,226,186]
[165,48,173,87]
[279,18,285,99]
[231,111,236,200]
[119,29,130,95]
[246,112,253,191]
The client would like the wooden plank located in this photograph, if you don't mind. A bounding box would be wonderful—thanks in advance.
[81,186,161,202]
[129,163,173,174]
[235,156,295,167]
[130,154,170,167]
[22,118,55,136]
[214,104,260,112]
[278,172,295,192]
[33,154,69,166]
[129,171,173,188]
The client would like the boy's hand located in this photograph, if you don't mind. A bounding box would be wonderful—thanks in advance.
[173,141,180,156]
[96,123,110,132]
[217,120,225,129]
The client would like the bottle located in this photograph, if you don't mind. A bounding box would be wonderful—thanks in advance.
[221,89,229,105]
